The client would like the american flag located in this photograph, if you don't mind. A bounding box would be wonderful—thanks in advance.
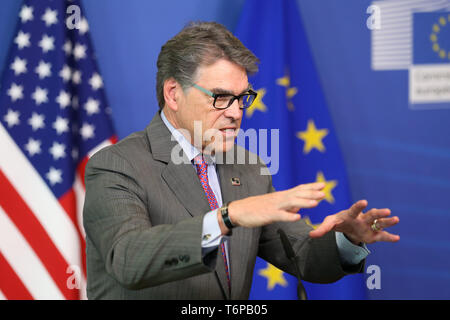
[0,0,116,299]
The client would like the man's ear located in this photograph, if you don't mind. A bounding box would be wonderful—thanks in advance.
[163,78,181,112]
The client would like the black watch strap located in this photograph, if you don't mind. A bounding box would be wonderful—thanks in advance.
[220,202,235,230]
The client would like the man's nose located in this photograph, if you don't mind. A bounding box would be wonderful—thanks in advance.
[223,98,242,120]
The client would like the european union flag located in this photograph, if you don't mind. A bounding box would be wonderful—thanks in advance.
[235,0,366,299]
[413,12,450,65]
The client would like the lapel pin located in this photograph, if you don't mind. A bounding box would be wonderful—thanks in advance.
[231,177,241,186]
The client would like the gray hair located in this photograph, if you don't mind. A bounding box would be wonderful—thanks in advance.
[156,21,259,109]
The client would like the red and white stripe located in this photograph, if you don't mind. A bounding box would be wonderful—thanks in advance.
[0,123,116,300]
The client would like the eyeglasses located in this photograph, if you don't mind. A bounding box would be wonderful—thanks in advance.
[192,83,257,110]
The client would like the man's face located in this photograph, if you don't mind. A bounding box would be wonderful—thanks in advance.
[175,59,248,154]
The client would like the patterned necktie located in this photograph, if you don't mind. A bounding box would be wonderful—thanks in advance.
[193,155,231,291]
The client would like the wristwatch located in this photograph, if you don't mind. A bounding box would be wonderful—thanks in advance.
[220,202,235,230]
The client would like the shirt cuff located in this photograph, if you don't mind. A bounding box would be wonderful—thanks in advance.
[201,209,227,256]
[335,232,370,266]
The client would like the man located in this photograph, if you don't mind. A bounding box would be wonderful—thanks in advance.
[83,22,399,300]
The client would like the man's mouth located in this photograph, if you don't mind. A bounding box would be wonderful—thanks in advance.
[219,128,237,137]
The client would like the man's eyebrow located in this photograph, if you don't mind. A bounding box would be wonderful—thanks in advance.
[210,84,251,95]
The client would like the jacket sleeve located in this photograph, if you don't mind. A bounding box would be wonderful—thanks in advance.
[83,147,215,290]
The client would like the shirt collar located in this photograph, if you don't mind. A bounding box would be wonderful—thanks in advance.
[160,110,215,165]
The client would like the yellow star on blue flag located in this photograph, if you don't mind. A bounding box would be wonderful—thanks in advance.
[258,263,288,290]
[245,88,267,118]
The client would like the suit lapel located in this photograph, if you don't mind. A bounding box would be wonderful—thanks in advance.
[147,112,211,218]
[161,160,212,218]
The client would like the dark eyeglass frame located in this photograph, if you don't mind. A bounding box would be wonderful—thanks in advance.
[192,83,257,110]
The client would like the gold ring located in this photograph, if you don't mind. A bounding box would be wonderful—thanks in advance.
[371,219,381,232]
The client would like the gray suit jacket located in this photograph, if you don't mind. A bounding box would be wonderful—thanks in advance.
[83,112,363,300]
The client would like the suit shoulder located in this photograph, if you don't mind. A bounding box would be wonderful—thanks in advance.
[92,129,148,159]
[87,129,151,172]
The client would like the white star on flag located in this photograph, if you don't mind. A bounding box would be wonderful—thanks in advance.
[7,83,24,102]
[35,60,52,79]
[89,73,103,90]
[10,57,28,76]
[80,122,95,140]
[77,18,89,35]
[59,65,72,82]
[84,98,100,115]
[14,31,31,49]
[28,112,45,131]
[38,34,55,53]
[56,90,71,109]
[3,109,20,127]
[31,87,49,105]
[46,167,63,185]
[72,70,82,84]
[63,40,72,56]
[73,43,87,60]
[19,5,34,23]
[41,8,58,27]
[24,138,42,156]
[49,141,66,160]
[52,116,69,135]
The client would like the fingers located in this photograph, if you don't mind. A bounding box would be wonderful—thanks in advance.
[284,197,320,210]
[368,214,400,243]
[364,209,399,234]
[364,208,392,223]
[292,189,325,201]
[280,189,325,211]
[308,216,336,238]
[375,216,400,230]
[373,231,400,243]
[347,200,368,219]
[277,211,302,223]
[294,182,325,191]
[284,183,327,209]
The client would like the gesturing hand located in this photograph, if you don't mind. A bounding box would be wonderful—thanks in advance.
[309,200,400,244]
[226,182,326,230]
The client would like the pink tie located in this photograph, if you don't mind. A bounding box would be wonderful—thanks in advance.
[193,155,230,291]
